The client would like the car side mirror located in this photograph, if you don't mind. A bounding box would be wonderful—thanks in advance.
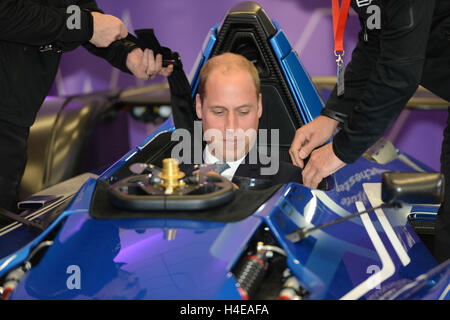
[381,172,445,205]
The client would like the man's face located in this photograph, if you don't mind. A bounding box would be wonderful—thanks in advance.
[196,69,262,162]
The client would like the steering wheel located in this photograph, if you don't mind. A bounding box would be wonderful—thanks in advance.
[107,172,235,211]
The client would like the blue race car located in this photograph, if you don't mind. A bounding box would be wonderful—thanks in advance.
[0,1,449,301]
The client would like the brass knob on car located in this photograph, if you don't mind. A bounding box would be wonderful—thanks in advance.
[158,158,185,194]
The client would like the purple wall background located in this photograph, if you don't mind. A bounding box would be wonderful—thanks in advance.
[51,0,447,172]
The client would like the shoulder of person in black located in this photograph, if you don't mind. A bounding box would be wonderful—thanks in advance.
[0,0,138,128]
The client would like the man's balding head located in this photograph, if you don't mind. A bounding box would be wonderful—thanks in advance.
[197,52,260,100]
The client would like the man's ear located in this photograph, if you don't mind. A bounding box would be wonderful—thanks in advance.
[195,94,203,120]
[257,93,263,118]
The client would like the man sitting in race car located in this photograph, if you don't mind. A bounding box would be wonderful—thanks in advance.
[186,52,302,185]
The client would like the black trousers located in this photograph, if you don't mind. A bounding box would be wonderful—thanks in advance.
[0,119,29,213]
[435,108,450,263]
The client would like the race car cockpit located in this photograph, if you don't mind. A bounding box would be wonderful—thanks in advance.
[92,1,322,219]
[105,1,325,199]
[1,1,448,302]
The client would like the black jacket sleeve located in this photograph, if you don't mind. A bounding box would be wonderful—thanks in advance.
[322,14,381,123]
[327,0,436,164]
[80,0,138,74]
[0,0,94,45]
[0,0,138,74]
[82,35,138,74]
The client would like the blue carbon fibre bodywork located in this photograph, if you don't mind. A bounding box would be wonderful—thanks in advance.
[3,17,449,300]
[189,25,219,97]
[270,30,323,124]
[8,154,446,300]
[0,178,97,279]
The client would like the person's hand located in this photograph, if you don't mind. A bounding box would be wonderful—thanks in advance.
[289,115,339,168]
[302,142,345,188]
[89,12,128,47]
[126,48,174,80]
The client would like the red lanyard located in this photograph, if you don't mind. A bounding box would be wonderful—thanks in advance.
[332,0,351,54]
[332,0,351,96]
